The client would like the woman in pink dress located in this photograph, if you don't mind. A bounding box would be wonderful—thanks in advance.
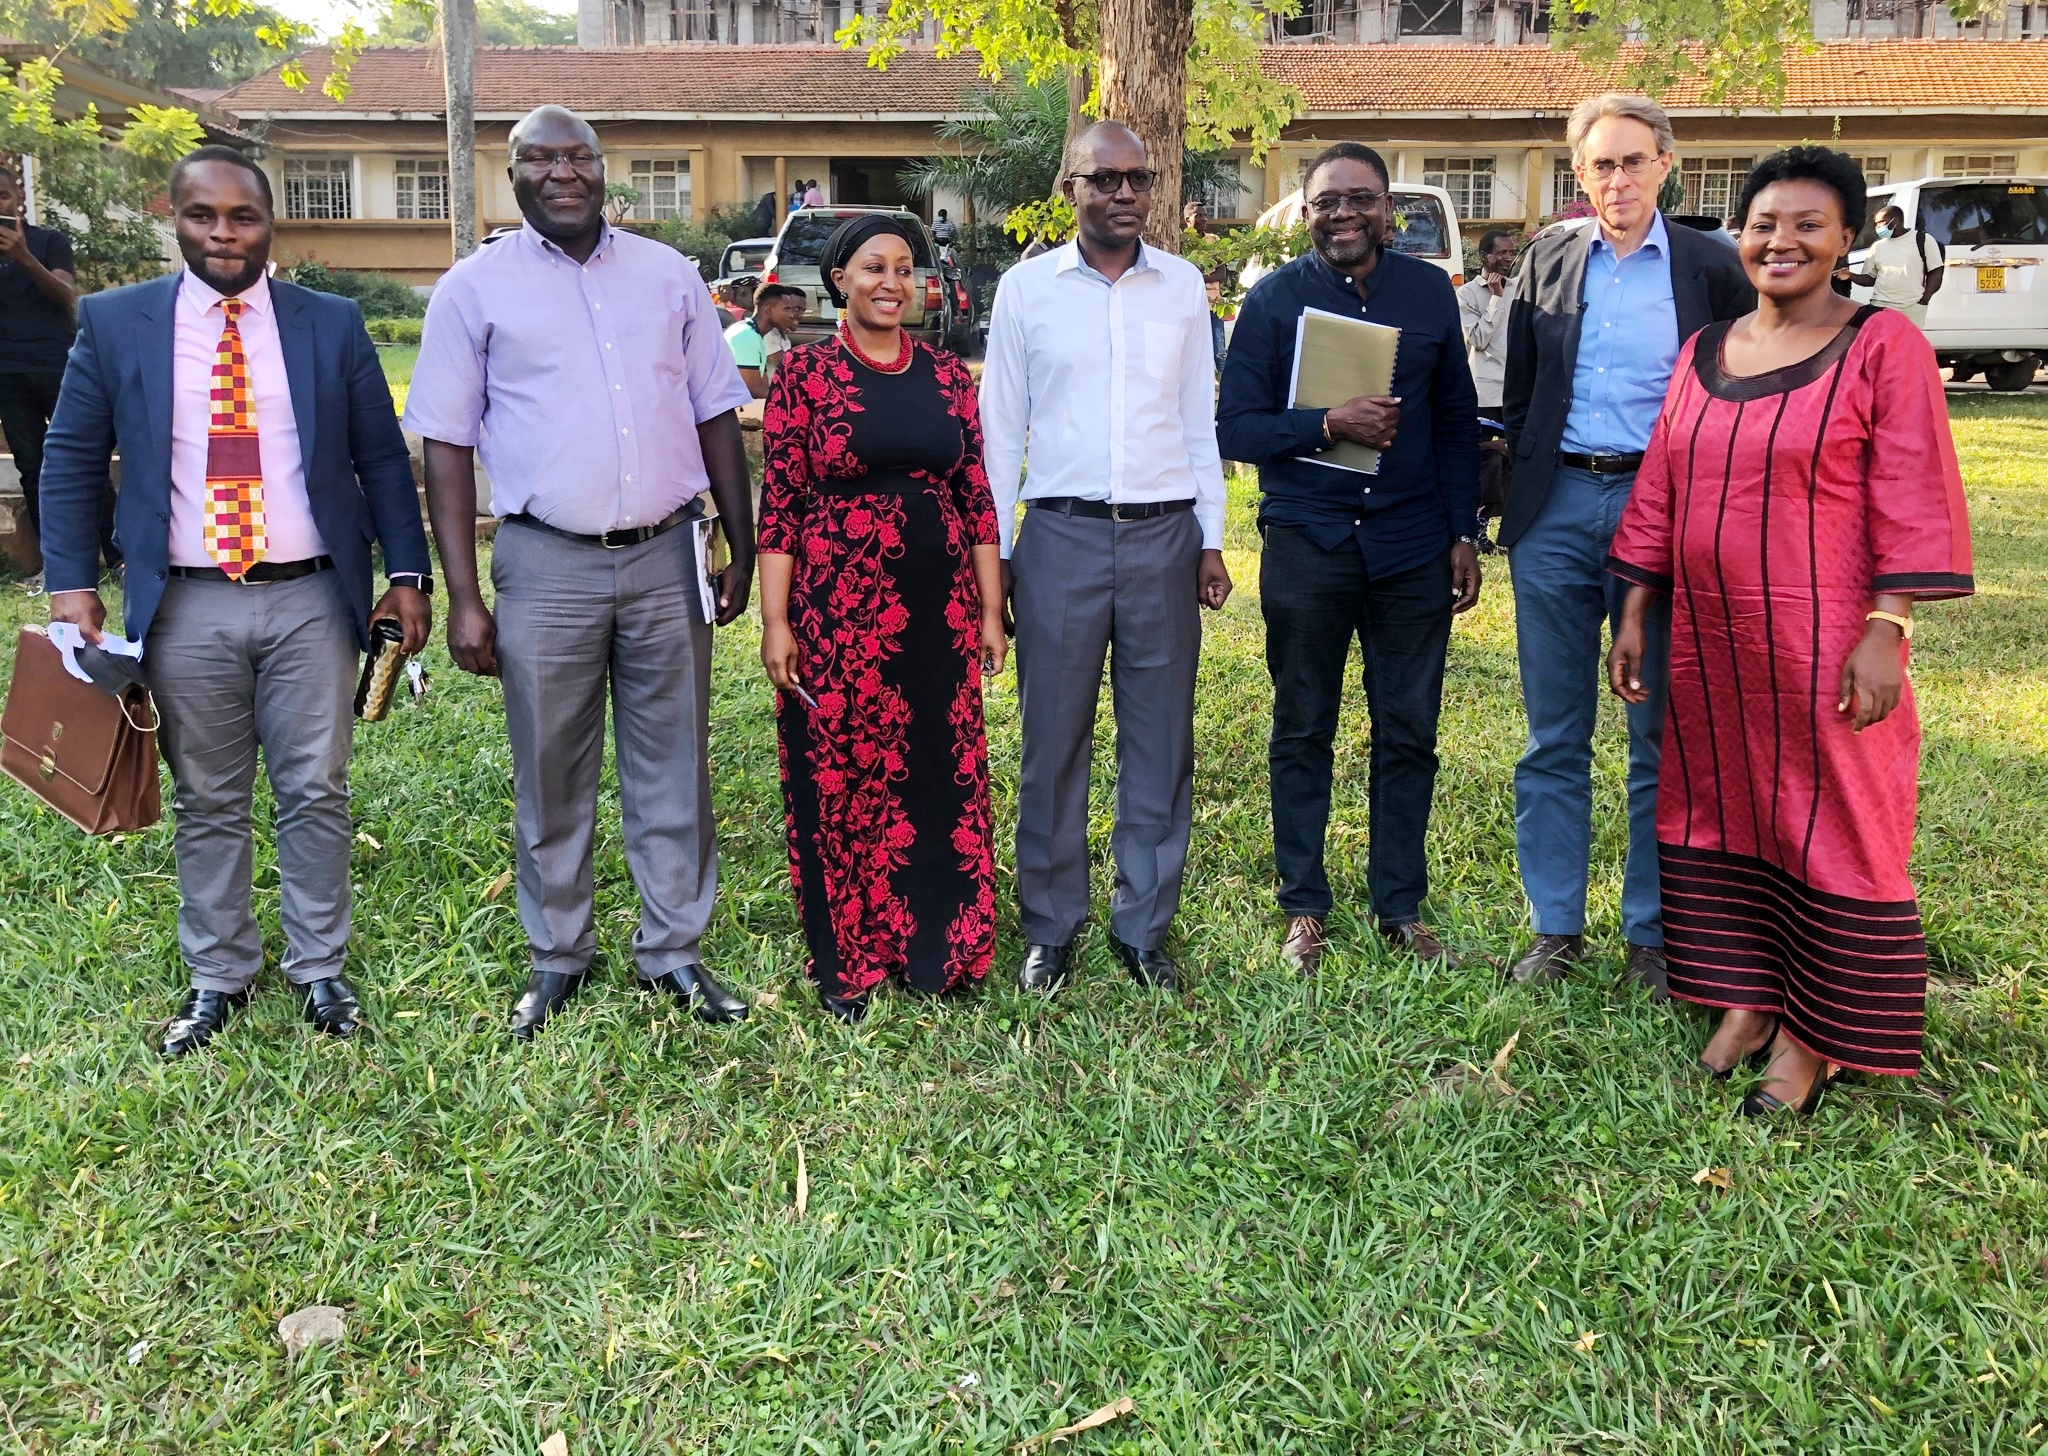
[1607,147,1973,1117]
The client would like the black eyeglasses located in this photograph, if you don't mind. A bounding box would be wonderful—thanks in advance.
[514,148,603,173]
[1071,168,1158,196]
[1307,189,1388,217]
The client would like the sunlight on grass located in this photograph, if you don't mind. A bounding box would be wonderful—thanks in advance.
[0,395,2041,1450]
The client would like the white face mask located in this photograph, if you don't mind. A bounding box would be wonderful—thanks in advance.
[1876,224,1894,239]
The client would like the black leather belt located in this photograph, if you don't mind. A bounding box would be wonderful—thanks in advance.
[502,504,697,549]
[170,555,333,583]
[1030,496,1195,522]
[1558,451,1644,475]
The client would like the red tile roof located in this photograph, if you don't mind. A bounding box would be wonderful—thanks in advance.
[217,39,2048,120]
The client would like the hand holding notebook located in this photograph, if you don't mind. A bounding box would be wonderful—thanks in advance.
[1288,306,1401,476]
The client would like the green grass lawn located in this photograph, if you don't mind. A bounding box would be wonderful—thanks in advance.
[1,396,2044,1453]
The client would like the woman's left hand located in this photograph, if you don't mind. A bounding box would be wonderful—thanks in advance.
[1838,622,1905,731]
[980,612,1007,677]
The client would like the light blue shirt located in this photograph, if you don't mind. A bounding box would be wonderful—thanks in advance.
[1562,211,1679,456]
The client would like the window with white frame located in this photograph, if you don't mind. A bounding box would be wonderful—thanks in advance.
[1190,159,1245,219]
[1852,155,1890,187]
[1424,156,1494,220]
[394,157,448,221]
[627,158,690,220]
[283,158,353,221]
[1679,156,1754,221]
[1942,153,2018,178]
[1553,156,1588,213]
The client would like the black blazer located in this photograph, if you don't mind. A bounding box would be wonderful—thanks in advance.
[1498,219,1754,547]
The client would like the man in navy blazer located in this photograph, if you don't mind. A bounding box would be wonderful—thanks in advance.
[42,145,432,1057]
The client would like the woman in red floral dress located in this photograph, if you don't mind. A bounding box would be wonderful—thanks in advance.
[757,216,1006,1022]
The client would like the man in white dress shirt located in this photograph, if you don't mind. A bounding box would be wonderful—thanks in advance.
[980,120,1231,995]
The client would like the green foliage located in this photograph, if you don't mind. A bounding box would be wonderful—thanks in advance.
[1657,169,1684,215]
[898,74,1070,219]
[287,260,427,318]
[363,0,577,47]
[1181,219,1308,299]
[0,385,2043,1450]
[646,203,767,282]
[0,56,187,289]
[9,0,292,89]
[362,316,424,345]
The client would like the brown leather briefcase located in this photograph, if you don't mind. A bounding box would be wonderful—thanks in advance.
[1,625,161,834]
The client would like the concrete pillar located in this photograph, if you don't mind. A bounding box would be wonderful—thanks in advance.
[774,154,788,206]
[689,145,708,217]
[1524,146,1544,229]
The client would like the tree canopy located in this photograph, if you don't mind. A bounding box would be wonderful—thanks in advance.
[364,0,577,49]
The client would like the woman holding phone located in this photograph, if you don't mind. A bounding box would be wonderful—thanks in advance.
[757,215,1005,1023]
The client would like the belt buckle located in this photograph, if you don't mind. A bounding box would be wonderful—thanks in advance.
[601,528,633,550]
[1111,501,1141,523]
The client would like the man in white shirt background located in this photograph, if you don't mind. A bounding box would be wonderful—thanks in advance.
[1844,203,1944,327]
[980,120,1232,997]
[1457,228,1517,547]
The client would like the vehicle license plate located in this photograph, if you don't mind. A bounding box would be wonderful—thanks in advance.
[1978,266,2007,293]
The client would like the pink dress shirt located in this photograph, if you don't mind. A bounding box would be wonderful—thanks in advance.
[170,271,327,568]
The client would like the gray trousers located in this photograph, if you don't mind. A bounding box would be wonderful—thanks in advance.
[1012,505,1202,951]
[491,519,716,981]
[149,570,359,995]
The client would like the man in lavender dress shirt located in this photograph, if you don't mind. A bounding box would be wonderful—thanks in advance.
[406,106,757,1039]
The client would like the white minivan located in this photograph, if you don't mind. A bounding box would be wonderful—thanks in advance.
[1848,175,2048,391]
[1239,181,1466,292]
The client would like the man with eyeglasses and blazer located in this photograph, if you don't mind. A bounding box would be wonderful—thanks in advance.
[1499,93,1753,995]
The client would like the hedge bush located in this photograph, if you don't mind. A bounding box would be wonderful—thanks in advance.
[291,261,428,318]
[364,318,424,346]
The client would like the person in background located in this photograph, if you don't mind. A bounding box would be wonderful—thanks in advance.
[981,121,1232,997]
[41,146,432,1057]
[755,189,777,238]
[1841,203,1944,328]
[1205,271,1230,374]
[931,209,958,249]
[804,179,825,208]
[1499,92,1753,996]
[1608,146,1971,1116]
[1457,228,1517,550]
[406,105,758,1040]
[757,215,1004,1023]
[1217,140,1481,978]
[789,184,803,214]
[726,282,805,398]
[0,165,117,588]
[1183,200,1210,236]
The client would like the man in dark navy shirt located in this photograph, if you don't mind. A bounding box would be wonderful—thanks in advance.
[1218,140,1481,976]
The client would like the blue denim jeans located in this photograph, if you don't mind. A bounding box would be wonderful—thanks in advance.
[1510,465,1669,946]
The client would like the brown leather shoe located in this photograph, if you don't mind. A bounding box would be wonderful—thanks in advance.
[1508,933,1583,985]
[1281,915,1325,974]
[1626,943,1671,1003]
[1381,920,1462,969]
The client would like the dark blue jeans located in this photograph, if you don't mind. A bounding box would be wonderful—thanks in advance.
[1261,525,1451,923]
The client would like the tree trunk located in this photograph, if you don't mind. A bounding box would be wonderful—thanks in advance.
[1061,62,1091,174]
[442,0,479,259]
[1095,0,1192,250]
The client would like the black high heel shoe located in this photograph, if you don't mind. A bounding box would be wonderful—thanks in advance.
[1697,1014,1778,1081]
[1740,1061,1837,1119]
[819,991,869,1024]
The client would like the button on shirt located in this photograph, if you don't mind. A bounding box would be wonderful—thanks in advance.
[1216,247,1480,577]
[170,272,325,568]
[1562,212,1679,456]
[403,222,751,534]
[978,240,1226,558]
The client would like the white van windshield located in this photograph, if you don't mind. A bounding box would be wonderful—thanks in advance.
[1388,194,1451,259]
[1917,183,2048,248]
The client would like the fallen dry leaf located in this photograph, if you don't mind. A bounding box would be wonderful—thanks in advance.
[754,990,780,1009]
[996,1279,1018,1298]
[354,831,382,851]
[483,868,513,901]
[794,1141,809,1220]
[540,1433,569,1456]
[1381,1031,1525,1126]
[1574,1330,1601,1353]
[1012,1396,1135,1451]
[1693,1167,1733,1191]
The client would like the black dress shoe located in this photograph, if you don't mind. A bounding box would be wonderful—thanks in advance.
[819,991,870,1024]
[161,988,249,1059]
[1626,943,1671,1003]
[644,964,749,1024]
[302,974,363,1037]
[1507,933,1583,986]
[510,969,588,1041]
[1015,942,1073,995]
[1109,935,1179,991]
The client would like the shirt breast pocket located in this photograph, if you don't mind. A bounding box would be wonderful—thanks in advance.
[1142,320,1183,382]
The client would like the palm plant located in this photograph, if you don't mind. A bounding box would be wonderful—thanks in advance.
[899,74,1071,216]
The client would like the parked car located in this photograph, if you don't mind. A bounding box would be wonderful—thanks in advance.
[717,236,775,284]
[1846,174,2048,391]
[760,207,951,347]
[1240,182,1467,293]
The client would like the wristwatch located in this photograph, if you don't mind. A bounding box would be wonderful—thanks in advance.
[1455,535,1480,548]
[389,571,434,596]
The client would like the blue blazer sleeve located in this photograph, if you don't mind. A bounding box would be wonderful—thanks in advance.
[37,298,117,595]
[1215,274,1328,467]
[341,300,431,575]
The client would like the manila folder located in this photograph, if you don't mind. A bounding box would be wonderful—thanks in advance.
[1287,306,1399,475]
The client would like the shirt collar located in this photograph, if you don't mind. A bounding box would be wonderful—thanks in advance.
[180,268,273,318]
[1306,243,1393,299]
[1054,237,1157,282]
[520,218,616,264]
[1590,209,1671,261]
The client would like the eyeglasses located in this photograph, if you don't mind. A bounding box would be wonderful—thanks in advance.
[1070,168,1158,195]
[514,148,603,173]
[1307,189,1388,216]
[1579,154,1663,182]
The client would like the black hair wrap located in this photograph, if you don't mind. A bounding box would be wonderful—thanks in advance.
[818,214,916,307]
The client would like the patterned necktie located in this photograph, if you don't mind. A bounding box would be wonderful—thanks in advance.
[203,296,267,578]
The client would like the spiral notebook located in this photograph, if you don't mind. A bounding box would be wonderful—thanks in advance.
[1288,306,1400,476]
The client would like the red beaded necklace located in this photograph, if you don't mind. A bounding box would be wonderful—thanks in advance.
[838,324,913,374]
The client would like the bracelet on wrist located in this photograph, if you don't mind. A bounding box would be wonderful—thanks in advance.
[1866,609,1913,640]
